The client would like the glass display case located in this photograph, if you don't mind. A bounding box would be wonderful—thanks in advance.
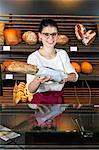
[0,104,99,149]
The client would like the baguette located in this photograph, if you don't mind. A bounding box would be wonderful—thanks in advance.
[2,60,39,74]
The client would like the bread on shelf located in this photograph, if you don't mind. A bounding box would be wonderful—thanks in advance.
[22,31,37,45]
[4,28,22,46]
[56,34,69,45]
[2,60,39,74]
[13,82,33,104]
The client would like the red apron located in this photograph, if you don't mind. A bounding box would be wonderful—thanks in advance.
[30,90,64,104]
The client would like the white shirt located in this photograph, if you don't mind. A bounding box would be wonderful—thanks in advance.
[26,49,78,93]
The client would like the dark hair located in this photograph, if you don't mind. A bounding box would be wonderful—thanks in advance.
[39,18,58,32]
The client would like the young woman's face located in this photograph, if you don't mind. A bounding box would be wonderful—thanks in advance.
[39,26,58,48]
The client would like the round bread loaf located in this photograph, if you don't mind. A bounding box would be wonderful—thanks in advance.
[81,61,93,74]
[56,34,69,45]
[71,62,81,73]
[4,28,22,46]
[22,31,37,45]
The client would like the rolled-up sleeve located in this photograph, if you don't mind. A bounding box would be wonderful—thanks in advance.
[61,50,78,81]
[65,61,78,81]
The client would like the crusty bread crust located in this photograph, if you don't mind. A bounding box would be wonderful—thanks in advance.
[2,60,38,74]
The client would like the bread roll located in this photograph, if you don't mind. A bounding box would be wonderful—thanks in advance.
[17,87,25,92]
[82,30,96,46]
[13,82,33,104]
[4,28,22,46]
[21,96,28,102]
[2,60,38,74]
[57,35,69,45]
[18,82,26,87]
[24,84,33,102]
[15,91,25,104]
[17,91,24,97]
[13,82,27,104]
[81,61,93,74]
[22,31,37,45]
[17,82,25,92]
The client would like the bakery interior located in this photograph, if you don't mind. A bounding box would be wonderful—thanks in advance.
[0,0,99,149]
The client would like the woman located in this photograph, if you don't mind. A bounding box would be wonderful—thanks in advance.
[26,19,78,104]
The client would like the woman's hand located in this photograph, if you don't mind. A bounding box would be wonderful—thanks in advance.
[59,78,68,84]
[35,75,51,84]
[28,75,51,93]
[59,73,77,84]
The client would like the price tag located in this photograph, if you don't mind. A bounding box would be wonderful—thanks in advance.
[3,46,11,51]
[5,74,13,79]
[70,46,77,52]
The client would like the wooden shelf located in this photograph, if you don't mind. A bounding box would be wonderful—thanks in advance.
[0,14,99,104]
[0,85,99,105]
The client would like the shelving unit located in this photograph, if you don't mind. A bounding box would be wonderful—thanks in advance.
[0,14,99,104]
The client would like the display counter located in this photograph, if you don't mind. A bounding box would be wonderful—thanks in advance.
[0,104,99,149]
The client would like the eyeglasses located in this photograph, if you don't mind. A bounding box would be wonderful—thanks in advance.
[42,32,58,38]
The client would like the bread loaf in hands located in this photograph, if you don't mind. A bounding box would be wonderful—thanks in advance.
[2,60,38,74]
[36,66,68,82]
